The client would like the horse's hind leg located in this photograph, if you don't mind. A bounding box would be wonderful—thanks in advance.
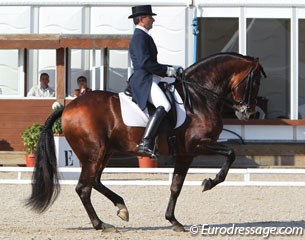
[201,143,235,192]
[165,157,192,232]
[93,154,129,222]
[75,160,117,232]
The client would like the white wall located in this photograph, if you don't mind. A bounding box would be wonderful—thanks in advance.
[0,7,31,96]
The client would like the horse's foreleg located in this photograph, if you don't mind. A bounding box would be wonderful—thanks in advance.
[201,144,235,192]
[165,157,192,232]
[76,163,117,232]
[93,154,129,222]
[94,182,129,222]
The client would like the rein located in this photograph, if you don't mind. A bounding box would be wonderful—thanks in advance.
[175,68,232,111]
[176,61,261,112]
[179,69,194,113]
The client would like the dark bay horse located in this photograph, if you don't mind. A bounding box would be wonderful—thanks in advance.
[27,52,266,232]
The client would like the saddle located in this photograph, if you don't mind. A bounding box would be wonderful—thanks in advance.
[123,82,186,156]
[124,82,178,128]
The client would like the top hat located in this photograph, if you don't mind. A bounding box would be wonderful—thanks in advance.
[128,5,156,19]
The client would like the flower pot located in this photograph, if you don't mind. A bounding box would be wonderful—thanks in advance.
[138,156,157,168]
[25,154,36,167]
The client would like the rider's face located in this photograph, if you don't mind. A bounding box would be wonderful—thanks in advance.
[140,15,155,30]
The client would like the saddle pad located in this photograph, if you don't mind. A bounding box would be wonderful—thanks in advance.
[119,90,186,129]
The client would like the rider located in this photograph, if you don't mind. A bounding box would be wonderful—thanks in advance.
[128,5,179,158]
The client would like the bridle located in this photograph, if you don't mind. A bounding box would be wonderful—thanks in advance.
[230,60,259,111]
[175,60,266,115]
[231,61,259,105]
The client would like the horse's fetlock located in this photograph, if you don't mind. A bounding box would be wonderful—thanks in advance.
[216,172,226,182]
[165,213,174,222]
[75,185,82,195]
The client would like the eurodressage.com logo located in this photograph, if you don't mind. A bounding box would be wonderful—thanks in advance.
[189,224,304,238]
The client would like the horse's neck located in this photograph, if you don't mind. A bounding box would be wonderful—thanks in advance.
[186,71,230,101]
[181,65,236,116]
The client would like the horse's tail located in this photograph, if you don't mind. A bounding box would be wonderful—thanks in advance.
[26,106,64,213]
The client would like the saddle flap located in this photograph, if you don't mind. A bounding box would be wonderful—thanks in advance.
[118,88,186,129]
[119,92,148,127]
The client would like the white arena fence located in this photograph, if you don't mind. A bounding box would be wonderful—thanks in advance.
[1,167,305,187]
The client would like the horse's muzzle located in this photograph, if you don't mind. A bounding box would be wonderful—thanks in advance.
[234,104,255,121]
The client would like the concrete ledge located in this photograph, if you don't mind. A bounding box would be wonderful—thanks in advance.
[226,142,305,156]
[0,151,25,166]
[190,141,305,168]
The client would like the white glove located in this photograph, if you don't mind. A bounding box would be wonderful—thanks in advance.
[173,65,184,76]
[166,66,176,77]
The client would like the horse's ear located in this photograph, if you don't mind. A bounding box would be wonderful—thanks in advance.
[259,63,267,78]
[260,66,267,78]
[254,57,267,78]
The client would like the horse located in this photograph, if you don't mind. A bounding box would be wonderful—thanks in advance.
[26,52,266,232]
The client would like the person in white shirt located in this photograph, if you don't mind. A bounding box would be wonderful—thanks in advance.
[27,73,55,97]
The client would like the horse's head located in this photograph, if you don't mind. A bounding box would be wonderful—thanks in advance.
[229,59,266,120]
[181,53,266,120]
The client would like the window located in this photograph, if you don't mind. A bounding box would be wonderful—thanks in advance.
[27,50,56,98]
[0,50,19,96]
[247,18,291,119]
[196,18,239,60]
[106,50,129,93]
[67,49,91,97]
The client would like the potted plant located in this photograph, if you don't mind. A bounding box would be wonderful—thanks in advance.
[21,123,43,167]
[138,156,157,168]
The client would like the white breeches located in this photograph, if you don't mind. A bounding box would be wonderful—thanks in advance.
[148,76,171,112]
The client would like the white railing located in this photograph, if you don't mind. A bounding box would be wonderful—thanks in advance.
[1,167,305,186]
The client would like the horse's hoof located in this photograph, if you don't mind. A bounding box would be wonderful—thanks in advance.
[101,223,118,233]
[117,208,129,222]
[172,224,186,232]
[202,178,212,192]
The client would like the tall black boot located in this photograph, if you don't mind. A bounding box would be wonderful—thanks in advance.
[138,106,167,158]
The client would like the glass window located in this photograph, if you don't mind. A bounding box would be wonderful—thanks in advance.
[247,18,291,119]
[196,18,239,60]
[27,49,56,98]
[106,50,129,93]
[0,50,19,96]
[299,19,305,119]
[67,49,91,97]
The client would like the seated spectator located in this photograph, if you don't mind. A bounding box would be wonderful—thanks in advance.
[73,76,92,97]
[27,73,55,97]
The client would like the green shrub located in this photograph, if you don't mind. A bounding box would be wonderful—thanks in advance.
[21,123,43,154]
[52,103,63,135]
